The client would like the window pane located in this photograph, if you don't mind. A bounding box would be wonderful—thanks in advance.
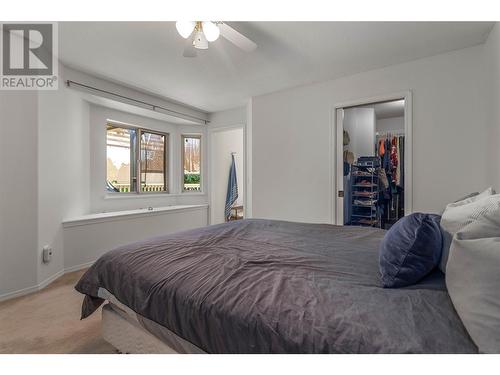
[106,125,137,193]
[183,136,201,191]
[141,132,167,192]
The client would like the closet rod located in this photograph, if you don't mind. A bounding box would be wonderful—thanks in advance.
[376,132,405,137]
[66,80,209,125]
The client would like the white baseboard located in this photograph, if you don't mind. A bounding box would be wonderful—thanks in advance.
[64,260,95,273]
[0,271,62,303]
[38,269,65,290]
[0,261,95,303]
[0,284,40,303]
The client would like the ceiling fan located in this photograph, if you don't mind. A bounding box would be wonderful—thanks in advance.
[176,21,257,57]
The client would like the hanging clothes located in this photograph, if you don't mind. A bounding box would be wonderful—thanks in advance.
[395,137,401,186]
[390,137,398,183]
[375,132,405,229]
[378,168,389,189]
[383,138,391,171]
[379,139,385,156]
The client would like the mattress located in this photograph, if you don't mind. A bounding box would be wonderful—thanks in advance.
[76,219,477,353]
[102,304,175,354]
[99,288,205,354]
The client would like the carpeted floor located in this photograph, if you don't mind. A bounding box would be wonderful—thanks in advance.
[0,269,116,354]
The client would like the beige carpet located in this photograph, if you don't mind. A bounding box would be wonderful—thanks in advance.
[0,269,116,354]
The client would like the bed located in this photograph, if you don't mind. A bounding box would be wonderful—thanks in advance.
[75,219,477,353]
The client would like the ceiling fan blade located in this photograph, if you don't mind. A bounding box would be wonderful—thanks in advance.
[183,39,197,58]
[219,23,257,52]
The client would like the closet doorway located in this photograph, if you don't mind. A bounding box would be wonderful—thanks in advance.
[334,93,412,229]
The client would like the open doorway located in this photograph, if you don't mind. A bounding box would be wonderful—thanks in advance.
[335,95,412,229]
[209,126,245,224]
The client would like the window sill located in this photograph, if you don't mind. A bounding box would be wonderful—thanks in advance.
[104,192,206,200]
[63,204,209,228]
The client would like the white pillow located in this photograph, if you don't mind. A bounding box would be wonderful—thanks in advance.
[447,187,495,208]
[446,208,500,353]
[439,189,498,273]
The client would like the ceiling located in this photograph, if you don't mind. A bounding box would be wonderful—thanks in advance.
[59,22,494,113]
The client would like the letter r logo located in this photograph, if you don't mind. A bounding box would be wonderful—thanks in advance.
[2,24,53,76]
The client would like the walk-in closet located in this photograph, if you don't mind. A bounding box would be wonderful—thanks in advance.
[341,99,406,229]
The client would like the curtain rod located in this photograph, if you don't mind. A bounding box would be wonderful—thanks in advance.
[66,80,209,125]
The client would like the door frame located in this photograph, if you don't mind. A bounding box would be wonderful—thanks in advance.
[330,91,413,225]
[207,124,247,225]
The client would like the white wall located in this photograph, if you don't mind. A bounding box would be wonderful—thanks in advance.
[344,107,376,159]
[63,206,208,270]
[0,92,39,298]
[376,116,404,133]
[208,107,246,129]
[251,44,492,223]
[35,66,209,285]
[210,128,244,224]
[63,65,208,124]
[1,65,211,300]
[37,73,90,285]
[485,24,500,189]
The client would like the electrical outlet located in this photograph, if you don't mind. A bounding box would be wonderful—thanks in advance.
[42,245,52,263]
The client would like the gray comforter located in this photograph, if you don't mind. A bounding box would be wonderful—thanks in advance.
[75,219,476,353]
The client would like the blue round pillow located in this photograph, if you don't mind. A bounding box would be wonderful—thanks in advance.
[379,213,442,288]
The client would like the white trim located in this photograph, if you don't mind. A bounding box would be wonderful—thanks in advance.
[38,269,65,290]
[207,123,247,225]
[0,261,99,302]
[0,284,39,302]
[0,269,64,303]
[64,260,96,273]
[62,204,208,228]
[331,90,413,225]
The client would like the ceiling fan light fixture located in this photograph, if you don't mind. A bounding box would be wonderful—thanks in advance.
[202,21,220,42]
[177,21,257,57]
[176,21,195,39]
[193,30,209,49]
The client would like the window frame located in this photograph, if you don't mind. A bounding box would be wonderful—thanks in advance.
[181,134,202,193]
[106,120,170,195]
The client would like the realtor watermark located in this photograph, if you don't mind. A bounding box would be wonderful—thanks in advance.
[1,22,58,90]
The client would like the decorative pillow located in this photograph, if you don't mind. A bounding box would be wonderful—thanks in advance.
[439,191,481,215]
[446,207,500,353]
[379,213,442,288]
[447,187,495,208]
[453,191,480,203]
[439,190,499,273]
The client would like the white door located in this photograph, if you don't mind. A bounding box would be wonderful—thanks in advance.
[336,107,378,225]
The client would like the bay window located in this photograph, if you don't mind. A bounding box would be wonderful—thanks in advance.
[106,122,169,193]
